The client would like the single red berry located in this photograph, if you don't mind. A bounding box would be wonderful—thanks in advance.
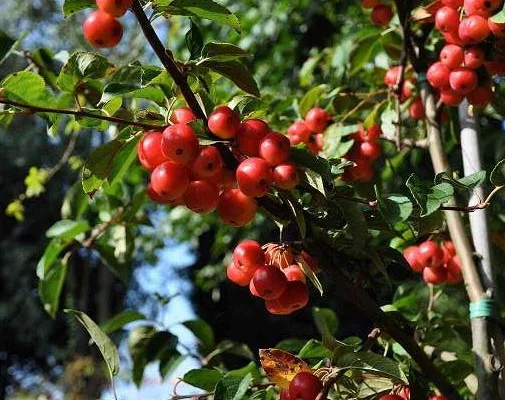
[161,124,199,165]
[183,180,219,213]
[304,108,332,133]
[403,246,425,273]
[96,0,133,17]
[252,265,288,300]
[400,80,414,102]
[217,188,257,227]
[464,46,485,69]
[358,141,381,160]
[170,107,196,125]
[449,68,478,94]
[227,262,254,286]
[427,62,451,89]
[288,121,312,145]
[282,265,306,283]
[249,278,261,297]
[371,5,394,27]
[147,183,179,204]
[435,7,460,33]
[288,372,322,400]
[236,157,274,197]
[208,106,241,139]
[191,146,223,179]
[233,240,266,273]
[273,163,300,190]
[467,85,494,107]
[345,158,374,182]
[150,161,190,201]
[417,240,444,269]
[361,0,380,9]
[458,16,490,44]
[137,132,167,170]
[235,119,270,157]
[489,19,505,37]
[384,66,403,86]
[440,44,464,69]
[442,0,463,8]
[306,134,324,155]
[259,132,291,166]
[83,11,123,48]
[423,266,448,285]
[464,0,501,17]
[409,98,426,120]
[276,281,309,312]
[440,87,465,106]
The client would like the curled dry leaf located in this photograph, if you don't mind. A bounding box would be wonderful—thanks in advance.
[259,348,311,389]
[411,1,442,23]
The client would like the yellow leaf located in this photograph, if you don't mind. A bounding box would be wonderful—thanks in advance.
[259,348,311,389]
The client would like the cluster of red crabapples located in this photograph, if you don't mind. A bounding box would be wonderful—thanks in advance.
[279,372,322,400]
[403,240,463,285]
[428,0,505,107]
[227,240,319,315]
[138,105,306,227]
[361,0,394,27]
[287,108,333,155]
[82,0,132,48]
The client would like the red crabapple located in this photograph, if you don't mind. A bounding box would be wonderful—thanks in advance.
[183,180,219,213]
[384,66,403,86]
[208,106,241,139]
[235,119,270,157]
[191,146,223,179]
[467,85,494,107]
[233,240,266,272]
[288,121,312,144]
[217,188,257,227]
[275,281,309,312]
[435,7,460,33]
[464,46,485,69]
[361,0,381,8]
[442,0,463,8]
[403,246,425,273]
[464,0,501,17]
[273,163,300,190]
[227,262,253,286]
[150,161,190,200]
[440,88,465,106]
[252,265,288,300]
[427,62,451,89]
[440,44,464,69]
[137,132,167,170]
[170,107,196,125]
[417,241,444,269]
[409,98,426,120]
[358,141,381,160]
[161,124,199,165]
[282,265,306,282]
[423,266,448,285]
[304,108,332,133]
[458,16,490,44]
[96,0,132,17]
[288,372,322,400]
[236,157,274,197]
[449,68,478,94]
[259,132,291,166]
[371,5,394,27]
[83,11,123,48]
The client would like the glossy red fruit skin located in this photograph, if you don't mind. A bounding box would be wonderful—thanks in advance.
[464,0,501,17]
[191,146,223,179]
[249,278,261,297]
[233,240,266,273]
[304,108,332,133]
[361,0,380,9]
[236,157,274,197]
[378,395,404,400]
[427,62,451,89]
[445,255,463,284]
[440,88,465,106]
[288,121,312,144]
[288,372,323,400]
[208,106,241,139]
[358,141,381,161]
[259,132,291,166]
[417,241,444,269]
[96,0,133,17]
[265,299,292,315]
[384,66,403,86]
[458,16,491,44]
[235,119,270,157]
[464,46,485,69]
[137,132,167,170]
[449,68,478,94]
[403,246,425,273]
[217,188,257,227]
[360,124,381,143]
[227,262,253,286]
[208,167,236,189]
[83,11,123,48]
[444,30,464,45]
[183,180,219,213]
[147,183,177,204]
[170,107,196,125]
[467,85,494,107]
[252,265,288,300]
[273,163,300,190]
[435,7,460,33]
[282,265,306,283]
[276,281,309,312]
[409,98,426,120]
[440,44,464,69]
[489,19,505,37]
[306,134,324,155]
[150,161,190,201]
[442,0,463,8]
[161,124,199,165]
[442,241,456,264]
[346,159,374,182]
[371,5,394,27]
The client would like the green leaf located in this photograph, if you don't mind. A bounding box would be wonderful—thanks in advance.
[184,369,224,391]
[160,353,187,378]
[65,309,120,377]
[312,307,339,350]
[186,20,204,60]
[46,219,90,241]
[491,4,505,23]
[182,319,215,351]
[278,191,306,239]
[375,188,413,224]
[63,0,95,16]
[39,260,68,319]
[0,30,15,64]
[490,159,505,186]
[214,373,252,400]
[57,52,113,92]
[201,42,250,62]
[145,331,178,362]
[154,0,241,32]
[406,174,454,217]
[199,59,260,97]
[299,85,329,117]
[298,339,333,359]
[435,171,486,190]
[2,71,50,105]
[101,310,146,334]
[291,147,332,181]
[37,239,65,279]
[109,135,141,187]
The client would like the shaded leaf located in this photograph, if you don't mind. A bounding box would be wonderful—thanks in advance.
[183,319,215,351]
[199,59,259,97]
[101,310,146,334]
[39,260,68,319]
[184,369,224,391]
[490,159,505,186]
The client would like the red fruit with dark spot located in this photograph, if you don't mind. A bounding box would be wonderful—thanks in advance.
[236,157,274,197]
[170,107,196,125]
[227,262,253,286]
[259,132,291,166]
[217,188,257,227]
[304,108,332,133]
[147,183,178,204]
[464,0,501,17]
[252,265,288,300]
[137,132,167,170]
[403,246,424,273]
[265,299,291,315]
[83,11,123,48]
[467,85,494,107]
[150,161,190,201]
[208,106,241,139]
[409,98,426,120]
[96,0,133,17]
[464,46,485,69]
[276,281,309,312]
[191,146,223,179]
[235,119,270,157]
[183,180,219,213]
[306,134,324,155]
[427,62,451,89]
[371,5,394,26]
[458,16,490,44]
[288,372,322,400]
[273,163,300,190]
[417,240,444,269]
[233,240,265,273]
[440,44,464,69]
[449,68,478,94]
[161,124,199,165]
[288,121,312,144]
[435,6,460,32]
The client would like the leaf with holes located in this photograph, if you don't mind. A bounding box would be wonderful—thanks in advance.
[259,349,311,389]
